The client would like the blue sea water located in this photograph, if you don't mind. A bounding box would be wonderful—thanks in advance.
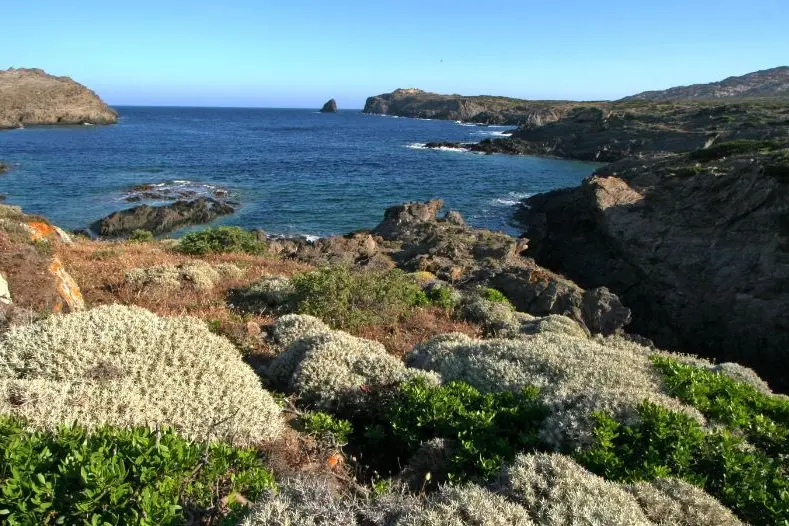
[0,107,599,237]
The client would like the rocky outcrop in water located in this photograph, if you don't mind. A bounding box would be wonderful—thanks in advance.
[0,68,117,129]
[363,88,581,125]
[516,139,789,390]
[622,66,789,101]
[273,199,631,335]
[320,99,338,113]
[91,198,234,237]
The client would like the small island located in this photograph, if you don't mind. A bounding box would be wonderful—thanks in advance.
[319,98,338,113]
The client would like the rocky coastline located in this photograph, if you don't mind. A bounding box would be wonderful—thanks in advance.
[0,68,117,129]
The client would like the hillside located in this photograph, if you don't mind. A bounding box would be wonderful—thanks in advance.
[621,66,789,101]
[0,68,117,129]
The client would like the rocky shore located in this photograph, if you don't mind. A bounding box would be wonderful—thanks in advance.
[363,88,589,125]
[0,68,117,129]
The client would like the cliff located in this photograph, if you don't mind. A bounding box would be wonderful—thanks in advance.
[0,68,117,129]
[363,88,588,125]
[516,139,789,391]
[622,66,789,101]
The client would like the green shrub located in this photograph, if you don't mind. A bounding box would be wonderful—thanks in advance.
[689,139,781,162]
[0,416,275,525]
[479,287,510,304]
[290,266,426,330]
[129,229,154,242]
[301,412,353,445]
[425,285,458,310]
[652,356,789,457]
[179,226,266,256]
[355,378,549,482]
[576,401,789,525]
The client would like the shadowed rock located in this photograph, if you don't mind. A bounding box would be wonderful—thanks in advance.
[91,197,234,237]
[320,99,338,113]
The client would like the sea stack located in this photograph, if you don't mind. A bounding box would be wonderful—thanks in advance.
[320,99,338,113]
[0,68,117,129]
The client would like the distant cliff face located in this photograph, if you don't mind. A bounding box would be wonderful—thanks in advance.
[363,88,584,125]
[622,66,789,101]
[0,68,117,129]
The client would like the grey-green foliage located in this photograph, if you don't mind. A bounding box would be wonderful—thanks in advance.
[0,305,283,445]
[265,319,438,409]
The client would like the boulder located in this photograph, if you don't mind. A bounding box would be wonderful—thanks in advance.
[91,197,234,237]
[319,99,338,113]
[0,272,11,305]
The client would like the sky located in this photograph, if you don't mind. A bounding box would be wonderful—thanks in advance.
[3,0,788,108]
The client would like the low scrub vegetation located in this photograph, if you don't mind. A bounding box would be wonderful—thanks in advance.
[179,226,266,255]
[0,416,275,525]
[355,378,549,482]
[689,139,782,162]
[289,266,427,330]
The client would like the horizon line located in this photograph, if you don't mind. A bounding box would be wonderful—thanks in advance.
[109,104,366,111]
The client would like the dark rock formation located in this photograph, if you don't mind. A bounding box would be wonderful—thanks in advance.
[0,68,117,129]
[0,162,8,174]
[622,66,789,101]
[363,88,582,125]
[274,199,631,335]
[320,99,338,113]
[516,141,789,390]
[91,198,234,237]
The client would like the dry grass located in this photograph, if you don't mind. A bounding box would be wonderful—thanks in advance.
[57,239,481,359]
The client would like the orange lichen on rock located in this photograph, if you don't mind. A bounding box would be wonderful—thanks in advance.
[26,221,57,241]
[48,257,85,312]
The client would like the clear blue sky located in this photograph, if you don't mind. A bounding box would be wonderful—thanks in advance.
[4,0,788,108]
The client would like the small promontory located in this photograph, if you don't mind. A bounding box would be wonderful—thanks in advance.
[0,68,117,129]
[363,88,585,125]
[320,99,338,113]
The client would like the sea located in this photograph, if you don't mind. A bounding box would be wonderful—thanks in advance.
[0,107,600,237]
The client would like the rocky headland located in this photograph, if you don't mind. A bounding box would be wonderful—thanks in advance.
[320,99,338,113]
[363,88,590,125]
[0,68,117,129]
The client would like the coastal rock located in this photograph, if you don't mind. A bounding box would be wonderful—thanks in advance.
[0,204,85,313]
[91,197,234,237]
[0,272,11,305]
[281,199,631,335]
[517,142,789,390]
[0,68,117,129]
[363,88,580,125]
[319,99,338,113]
[0,162,8,174]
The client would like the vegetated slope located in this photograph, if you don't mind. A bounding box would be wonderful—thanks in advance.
[622,66,789,101]
[0,67,117,129]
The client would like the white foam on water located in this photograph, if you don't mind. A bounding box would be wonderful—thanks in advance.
[491,191,533,207]
[406,143,470,153]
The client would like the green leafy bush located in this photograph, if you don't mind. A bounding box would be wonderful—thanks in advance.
[0,417,275,525]
[301,412,353,445]
[179,226,266,255]
[290,266,426,330]
[425,285,458,310]
[356,378,549,482]
[479,287,510,304]
[652,356,789,458]
[576,401,789,525]
[129,229,154,242]
[689,139,781,162]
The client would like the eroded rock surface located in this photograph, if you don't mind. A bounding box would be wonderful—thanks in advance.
[91,197,234,237]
